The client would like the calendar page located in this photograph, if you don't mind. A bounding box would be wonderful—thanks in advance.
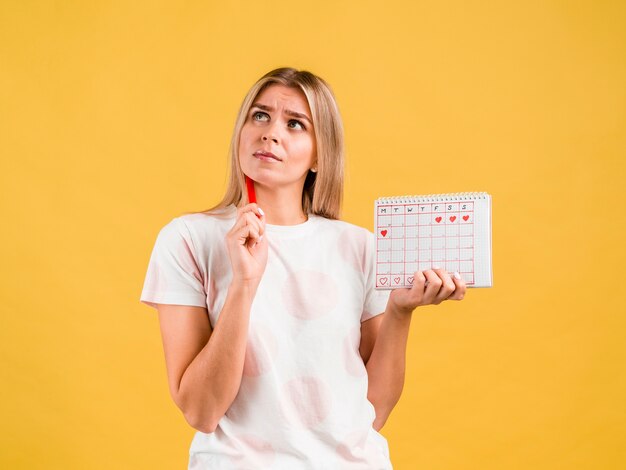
[375,192,492,289]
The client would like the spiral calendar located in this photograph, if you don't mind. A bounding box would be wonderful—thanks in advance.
[375,192,492,289]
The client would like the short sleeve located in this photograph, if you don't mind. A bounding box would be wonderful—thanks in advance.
[361,231,390,322]
[140,218,207,309]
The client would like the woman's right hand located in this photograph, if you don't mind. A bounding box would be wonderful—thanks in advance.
[225,203,268,286]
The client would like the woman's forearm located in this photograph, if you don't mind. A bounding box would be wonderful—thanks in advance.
[365,307,412,431]
[177,281,257,433]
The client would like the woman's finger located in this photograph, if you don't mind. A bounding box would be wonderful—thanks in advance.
[237,203,264,220]
[432,268,456,304]
[448,272,466,301]
[228,208,264,247]
[411,270,427,292]
[241,206,266,238]
[237,213,261,246]
[421,269,443,304]
[403,270,426,306]
[229,212,250,234]
[232,221,261,248]
[243,212,264,239]
[237,203,257,215]
[231,205,264,231]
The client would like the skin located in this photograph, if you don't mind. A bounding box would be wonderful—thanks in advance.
[156,84,467,434]
[238,84,317,227]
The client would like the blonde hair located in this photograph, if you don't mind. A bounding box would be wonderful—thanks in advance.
[187,67,344,220]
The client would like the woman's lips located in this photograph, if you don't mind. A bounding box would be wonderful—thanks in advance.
[253,151,281,162]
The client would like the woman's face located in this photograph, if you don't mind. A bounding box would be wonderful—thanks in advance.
[239,84,316,192]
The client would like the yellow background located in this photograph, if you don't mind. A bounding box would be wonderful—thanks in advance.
[1,1,625,468]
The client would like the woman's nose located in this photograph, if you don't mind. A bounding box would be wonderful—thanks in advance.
[262,133,279,144]
[262,122,280,143]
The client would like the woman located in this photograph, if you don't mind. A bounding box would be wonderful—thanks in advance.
[140,67,466,469]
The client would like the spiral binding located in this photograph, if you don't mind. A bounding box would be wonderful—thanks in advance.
[376,192,490,204]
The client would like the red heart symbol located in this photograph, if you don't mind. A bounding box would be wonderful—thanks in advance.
[435,217,442,223]
[394,277,401,284]
[449,216,456,222]
[463,215,469,221]
[380,278,388,285]
[381,230,388,237]
[407,276,414,284]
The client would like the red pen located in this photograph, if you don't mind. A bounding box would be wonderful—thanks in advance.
[245,175,263,219]
[245,175,256,204]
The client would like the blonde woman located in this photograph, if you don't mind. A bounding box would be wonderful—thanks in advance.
[140,67,466,469]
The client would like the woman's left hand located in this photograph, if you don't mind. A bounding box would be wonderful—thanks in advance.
[387,268,466,315]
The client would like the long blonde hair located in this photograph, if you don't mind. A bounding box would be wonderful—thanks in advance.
[187,67,344,219]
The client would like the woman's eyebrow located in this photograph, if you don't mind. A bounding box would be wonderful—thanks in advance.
[251,103,312,125]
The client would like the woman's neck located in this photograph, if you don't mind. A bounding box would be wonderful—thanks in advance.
[252,184,308,226]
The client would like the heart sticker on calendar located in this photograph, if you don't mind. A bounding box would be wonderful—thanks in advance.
[449,216,456,222]
[407,276,414,284]
[394,277,401,284]
[463,215,469,221]
[379,278,388,285]
[435,217,442,223]
[381,230,388,237]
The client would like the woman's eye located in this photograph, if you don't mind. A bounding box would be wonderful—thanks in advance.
[288,119,305,130]
[252,111,269,121]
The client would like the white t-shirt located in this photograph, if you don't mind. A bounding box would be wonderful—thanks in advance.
[140,206,393,469]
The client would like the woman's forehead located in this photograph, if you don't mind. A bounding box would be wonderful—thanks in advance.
[253,84,310,113]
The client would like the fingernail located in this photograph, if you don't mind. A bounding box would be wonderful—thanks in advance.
[258,207,265,216]
[259,235,264,242]
[432,264,441,270]
[454,271,461,280]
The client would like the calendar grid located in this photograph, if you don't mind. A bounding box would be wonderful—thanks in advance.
[375,199,478,288]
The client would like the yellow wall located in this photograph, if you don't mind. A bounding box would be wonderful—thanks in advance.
[1,1,625,468]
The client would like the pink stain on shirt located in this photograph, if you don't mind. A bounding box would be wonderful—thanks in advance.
[338,227,368,273]
[243,324,278,377]
[281,270,338,320]
[284,376,332,428]
[336,428,369,462]
[227,433,276,468]
[177,237,204,285]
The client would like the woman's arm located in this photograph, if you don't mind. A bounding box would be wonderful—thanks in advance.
[363,267,466,431]
[157,204,267,433]
[362,308,412,431]
[158,281,258,433]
